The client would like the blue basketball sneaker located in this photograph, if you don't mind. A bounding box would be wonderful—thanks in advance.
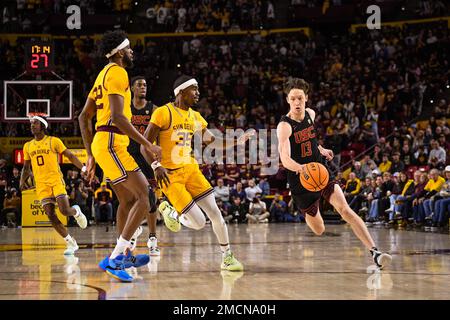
[105,255,133,282]
[123,250,150,269]
[98,255,110,271]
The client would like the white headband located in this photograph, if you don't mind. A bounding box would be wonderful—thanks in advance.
[174,79,198,96]
[30,116,48,129]
[105,38,130,58]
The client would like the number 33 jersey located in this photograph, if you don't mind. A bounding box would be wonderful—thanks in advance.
[150,102,207,169]
[23,136,67,185]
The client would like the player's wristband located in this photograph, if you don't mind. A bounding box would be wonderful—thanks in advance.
[81,165,87,173]
[151,161,162,171]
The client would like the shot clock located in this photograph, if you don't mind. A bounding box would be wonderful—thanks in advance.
[25,41,55,73]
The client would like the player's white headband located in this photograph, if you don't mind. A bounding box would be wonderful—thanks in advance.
[105,38,130,58]
[30,116,48,129]
[173,79,198,96]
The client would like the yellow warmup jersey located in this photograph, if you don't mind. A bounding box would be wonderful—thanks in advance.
[23,136,66,185]
[151,102,208,169]
[88,63,132,128]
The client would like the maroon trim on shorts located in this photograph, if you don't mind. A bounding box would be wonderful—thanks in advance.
[192,188,214,203]
[321,180,337,202]
[97,125,124,135]
[299,201,319,217]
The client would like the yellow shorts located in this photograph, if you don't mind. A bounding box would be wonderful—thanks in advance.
[36,181,67,205]
[162,164,213,214]
[92,131,140,185]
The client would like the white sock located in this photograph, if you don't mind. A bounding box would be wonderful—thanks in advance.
[179,214,195,228]
[64,235,73,243]
[110,236,130,259]
[221,245,231,257]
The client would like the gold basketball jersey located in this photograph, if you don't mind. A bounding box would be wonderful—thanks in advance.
[23,136,66,185]
[88,63,132,128]
[150,102,207,169]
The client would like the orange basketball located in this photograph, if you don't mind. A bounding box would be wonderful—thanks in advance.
[299,162,329,192]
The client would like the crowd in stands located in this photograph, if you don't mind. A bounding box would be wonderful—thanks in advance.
[1,6,449,229]
[2,1,449,33]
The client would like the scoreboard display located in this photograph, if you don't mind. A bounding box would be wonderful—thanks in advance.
[25,41,55,72]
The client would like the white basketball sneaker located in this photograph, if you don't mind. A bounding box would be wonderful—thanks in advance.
[72,205,87,229]
[64,238,79,255]
[129,226,143,251]
[370,247,392,269]
[147,236,161,256]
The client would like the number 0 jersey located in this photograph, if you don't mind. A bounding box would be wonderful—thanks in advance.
[23,136,66,185]
[150,102,207,169]
[88,63,132,129]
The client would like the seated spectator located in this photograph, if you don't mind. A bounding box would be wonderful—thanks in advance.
[366,176,384,224]
[224,163,239,185]
[411,172,430,226]
[350,176,373,216]
[94,182,113,224]
[413,145,428,166]
[245,179,262,202]
[390,152,405,174]
[246,194,269,223]
[420,169,446,224]
[258,177,270,197]
[378,172,395,221]
[214,178,230,209]
[353,161,370,180]
[269,193,288,222]
[432,166,450,227]
[226,197,247,223]
[344,172,361,203]
[231,182,246,202]
[9,167,21,192]
[378,154,392,173]
[368,160,381,178]
[393,170,420,225]
[428,139,446,170]
[286,196,303,223]
[385,172,406,224]
[1,189,20,227]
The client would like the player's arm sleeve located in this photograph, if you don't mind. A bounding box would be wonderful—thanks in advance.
[23,142,30,160]
[150,106,170,129]
[105,67,128,96]
[52,137,68,154]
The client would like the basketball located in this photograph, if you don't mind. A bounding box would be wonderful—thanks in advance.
[299,162,329,192]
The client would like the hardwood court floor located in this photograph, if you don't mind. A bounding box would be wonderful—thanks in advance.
[0,223,449,300]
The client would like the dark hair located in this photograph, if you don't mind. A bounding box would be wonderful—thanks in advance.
[283,77,310,95]
[100,30,128,58]
[173,75,194,90]
[130,75,145,87]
